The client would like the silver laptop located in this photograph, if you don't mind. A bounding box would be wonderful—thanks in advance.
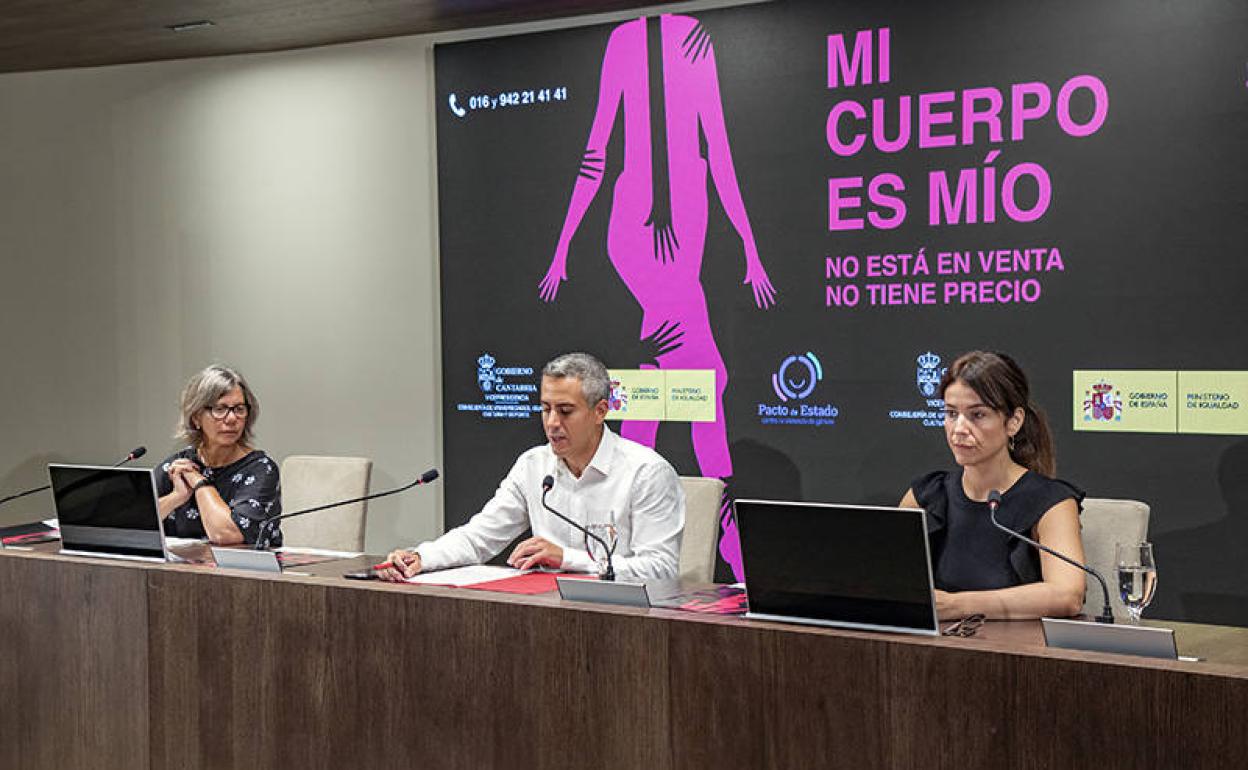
[50,464,169,562]
[735,499,939,636]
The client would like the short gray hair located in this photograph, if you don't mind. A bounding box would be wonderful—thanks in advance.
[542,352,610,406]
[175,364,260,447]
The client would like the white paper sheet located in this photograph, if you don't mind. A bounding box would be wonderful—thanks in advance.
[275,546,363,559]
[165,537,206,548]
[403,564,532,586]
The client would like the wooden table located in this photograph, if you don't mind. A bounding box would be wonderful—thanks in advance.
[2,545,1245,769]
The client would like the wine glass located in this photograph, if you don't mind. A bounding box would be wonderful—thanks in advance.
[584,522,618,578]
[1116,542,1157,625]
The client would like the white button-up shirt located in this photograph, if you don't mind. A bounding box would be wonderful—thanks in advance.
[415,426,685,580]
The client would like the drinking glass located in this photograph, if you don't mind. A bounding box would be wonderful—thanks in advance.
[584,522,618,577]
[1116,542,1157,625]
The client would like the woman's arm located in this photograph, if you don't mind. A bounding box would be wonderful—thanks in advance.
[936,498,1086,620]
[692,32,776,309]
[186,479,245,546]
[539,26,627,302]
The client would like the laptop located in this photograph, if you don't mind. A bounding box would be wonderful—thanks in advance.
[50,464,170,562]
[734,499,939,636]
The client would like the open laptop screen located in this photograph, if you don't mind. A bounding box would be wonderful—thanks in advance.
[735,499,938,635]
[50,464,166,561]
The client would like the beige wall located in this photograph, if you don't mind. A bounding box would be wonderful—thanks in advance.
[0,0,756,552]
[0,38,444,552]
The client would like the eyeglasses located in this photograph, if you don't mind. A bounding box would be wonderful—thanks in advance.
[942,614,986,637]
[205,403,249,420]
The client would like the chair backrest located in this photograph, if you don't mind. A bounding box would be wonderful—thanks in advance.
[279,455,373,552]
[678,476,725,583]
[1079,497,1150,620]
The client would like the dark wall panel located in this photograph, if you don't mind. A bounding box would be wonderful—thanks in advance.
[435,0,1248,623]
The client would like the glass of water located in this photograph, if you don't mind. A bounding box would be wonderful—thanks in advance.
[584,522,618,578]
[1116,541,1157,625]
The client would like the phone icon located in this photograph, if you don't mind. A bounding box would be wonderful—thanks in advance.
[449,93,467,118]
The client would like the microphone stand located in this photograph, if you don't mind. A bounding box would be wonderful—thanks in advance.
[253,469,439,550]
[0,484,51,509]
[0,447,147,509]
[988,492,1114,624]
[540,481,615,581]
[1,447,147,549]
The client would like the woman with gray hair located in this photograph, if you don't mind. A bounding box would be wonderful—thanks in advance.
[154,364,282,546]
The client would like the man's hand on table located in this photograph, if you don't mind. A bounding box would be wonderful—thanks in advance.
[507,537,564,571]
[377,549,422,582]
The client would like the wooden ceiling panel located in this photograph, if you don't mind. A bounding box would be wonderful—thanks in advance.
[0,0,682,74]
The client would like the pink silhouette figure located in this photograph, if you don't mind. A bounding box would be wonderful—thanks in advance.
[538,14,776,579]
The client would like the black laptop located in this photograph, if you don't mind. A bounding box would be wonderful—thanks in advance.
[50,464,169,562]
[734,499,939,635]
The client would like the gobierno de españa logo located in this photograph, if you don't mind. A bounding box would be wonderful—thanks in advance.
[1083,380,1123,422]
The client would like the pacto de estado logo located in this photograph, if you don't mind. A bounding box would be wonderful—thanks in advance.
[1083,380,1123,422]
[760,352,838,427]
[772,352,823,401]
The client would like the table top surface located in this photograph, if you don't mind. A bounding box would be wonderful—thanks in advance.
[5,541,1246,677]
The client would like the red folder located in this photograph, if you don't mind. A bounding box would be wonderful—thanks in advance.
[463,571,597,595]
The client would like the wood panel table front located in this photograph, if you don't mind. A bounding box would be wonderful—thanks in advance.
[1,546,1245,770]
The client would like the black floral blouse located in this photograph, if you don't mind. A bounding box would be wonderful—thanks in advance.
[155,447,282,546]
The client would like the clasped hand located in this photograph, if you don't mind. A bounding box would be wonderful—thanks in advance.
[166,458,205,505]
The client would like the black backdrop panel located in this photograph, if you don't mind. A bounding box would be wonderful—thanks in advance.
[436,0,1248,623]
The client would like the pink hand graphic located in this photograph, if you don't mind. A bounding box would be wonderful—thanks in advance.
[538,251,567,302]
[744,247,777,309]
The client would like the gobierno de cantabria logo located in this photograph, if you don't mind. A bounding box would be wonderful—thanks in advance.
[459,352,539,419]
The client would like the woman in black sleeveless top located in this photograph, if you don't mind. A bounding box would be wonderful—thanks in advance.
[899,351,1086,620]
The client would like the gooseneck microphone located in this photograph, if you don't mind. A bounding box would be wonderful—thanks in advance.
[987,489,1114,624]
[540,474,615,581]
[118,446,148,464]
[253,468,439,550]
[0,445,147,508]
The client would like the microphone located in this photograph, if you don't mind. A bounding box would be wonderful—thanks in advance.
[0,445,148,509]
[119,446,147,464]
[540,474,616,581]
[253,468,439,550]
[987,489,1114,624]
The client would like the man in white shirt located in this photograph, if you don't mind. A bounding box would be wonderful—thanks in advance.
[378,352,685,582]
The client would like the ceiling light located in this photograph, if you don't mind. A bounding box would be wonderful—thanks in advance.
[166,20,215,32]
